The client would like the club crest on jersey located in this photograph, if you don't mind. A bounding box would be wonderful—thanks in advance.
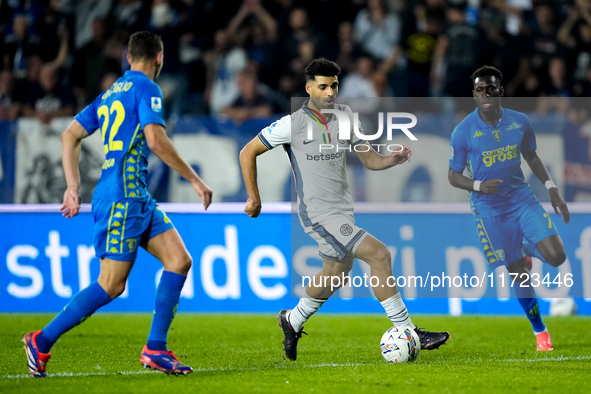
[340,224,353,236]
[495,249,505,261]
[492,129,502,142]
[126,239,137,253]
[151,97,162,112]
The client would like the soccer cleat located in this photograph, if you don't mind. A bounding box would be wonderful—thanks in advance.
[140,346,193,375]
[277,309,307,361]
[536,331,553,351]
[22,331,52,378]
[414,327,450,350]
[523,256,533,271]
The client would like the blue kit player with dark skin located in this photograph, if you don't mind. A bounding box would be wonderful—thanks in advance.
[448,65,570,351]
[23,31,212,377]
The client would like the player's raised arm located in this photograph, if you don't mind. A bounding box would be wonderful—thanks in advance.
[355,143,412,170]
[60,119,89,218]
[522,150,570,224]
[144,123,212,210]
[239,136,270,218]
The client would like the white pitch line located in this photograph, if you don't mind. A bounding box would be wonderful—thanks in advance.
[2,356,590,380]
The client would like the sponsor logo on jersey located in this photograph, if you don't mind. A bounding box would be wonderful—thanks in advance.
[493,129,502,142]
[474,130,484,138]
[481,144,518,167]
[507,122,521,130]
[151,97,162,112]
[303,139,316,145]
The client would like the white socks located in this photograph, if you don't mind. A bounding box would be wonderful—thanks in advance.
[288,296,325,332]
[381,293,413,328]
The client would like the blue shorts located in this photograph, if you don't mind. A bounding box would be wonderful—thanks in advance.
[475,202,559,269]
[92,197,174,261]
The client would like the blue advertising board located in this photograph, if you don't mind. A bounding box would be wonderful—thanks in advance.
[1,203,590,315]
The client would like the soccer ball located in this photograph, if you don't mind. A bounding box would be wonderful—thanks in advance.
[549,297,577,317]
[379,326,421,363]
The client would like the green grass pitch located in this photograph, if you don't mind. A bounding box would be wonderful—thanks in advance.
[1,314,590,393]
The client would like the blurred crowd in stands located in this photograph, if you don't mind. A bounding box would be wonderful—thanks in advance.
[0,0,590,124]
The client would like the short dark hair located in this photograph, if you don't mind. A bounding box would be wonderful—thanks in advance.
[128,31,163,61]
[471,65,503,84]
[305,58,341,81]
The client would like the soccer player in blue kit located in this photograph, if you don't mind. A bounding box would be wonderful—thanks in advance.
[23,31,212,377]
[448,66,570,351]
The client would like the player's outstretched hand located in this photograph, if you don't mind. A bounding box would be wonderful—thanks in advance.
[192,180,212,210]
[60,187,80,218]
[549,188,570,224]
[389,145,412,165]
[244,198,262,218]
[481,179,503,194]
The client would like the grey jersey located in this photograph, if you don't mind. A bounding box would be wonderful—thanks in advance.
[258,102,364,225]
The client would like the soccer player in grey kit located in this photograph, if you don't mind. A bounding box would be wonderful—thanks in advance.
[240,58,450,360]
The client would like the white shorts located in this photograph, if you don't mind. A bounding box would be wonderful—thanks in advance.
[304,213,368,261]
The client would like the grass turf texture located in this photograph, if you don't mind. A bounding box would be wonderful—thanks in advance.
[1,314,590,393]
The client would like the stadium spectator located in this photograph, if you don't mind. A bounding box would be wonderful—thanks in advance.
[106,0,145,43]
[148,0,187,119]
[23,63,75,124]
[3,0,44,36]
[12,53,42,107]
[541,56,572,97]
[71,18,109,106]
[227,0,278,87]
[0,70,20,120]
[529,4,562,74]
[339,56,378,98]
[280,8,328,75]
[490,0,533,36]
[558,1,591,81]
[37,0,70,66]
[432,3,490,98]
[69,0,113,50]
[220,71,272,124]
[383,8,445,97]
[204,28,248,114]
[335,21,366,75]
[99,72,119,92]
[2,13,41,78]
[353,0,401,61]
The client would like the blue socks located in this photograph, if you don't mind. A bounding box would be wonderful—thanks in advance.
[38,282,112,353]
[522,242,547,264]
[515,279,546,334]
[146,271,186,351]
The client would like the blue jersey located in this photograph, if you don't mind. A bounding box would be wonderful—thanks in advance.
[449,107,538,217]
[75,70,165,201]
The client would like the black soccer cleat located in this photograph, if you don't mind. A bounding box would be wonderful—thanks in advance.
[277,309,307,361]
[414,327,450,350]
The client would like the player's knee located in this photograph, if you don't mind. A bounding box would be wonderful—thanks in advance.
[103,280,126,299]
[173,253,193,275]
[374,247,391,268]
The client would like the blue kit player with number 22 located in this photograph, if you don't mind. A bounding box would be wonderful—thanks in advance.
[23,31,212,377]
[448,66,570,352]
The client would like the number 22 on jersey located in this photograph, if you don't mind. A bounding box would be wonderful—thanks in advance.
[98,100,126,154]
